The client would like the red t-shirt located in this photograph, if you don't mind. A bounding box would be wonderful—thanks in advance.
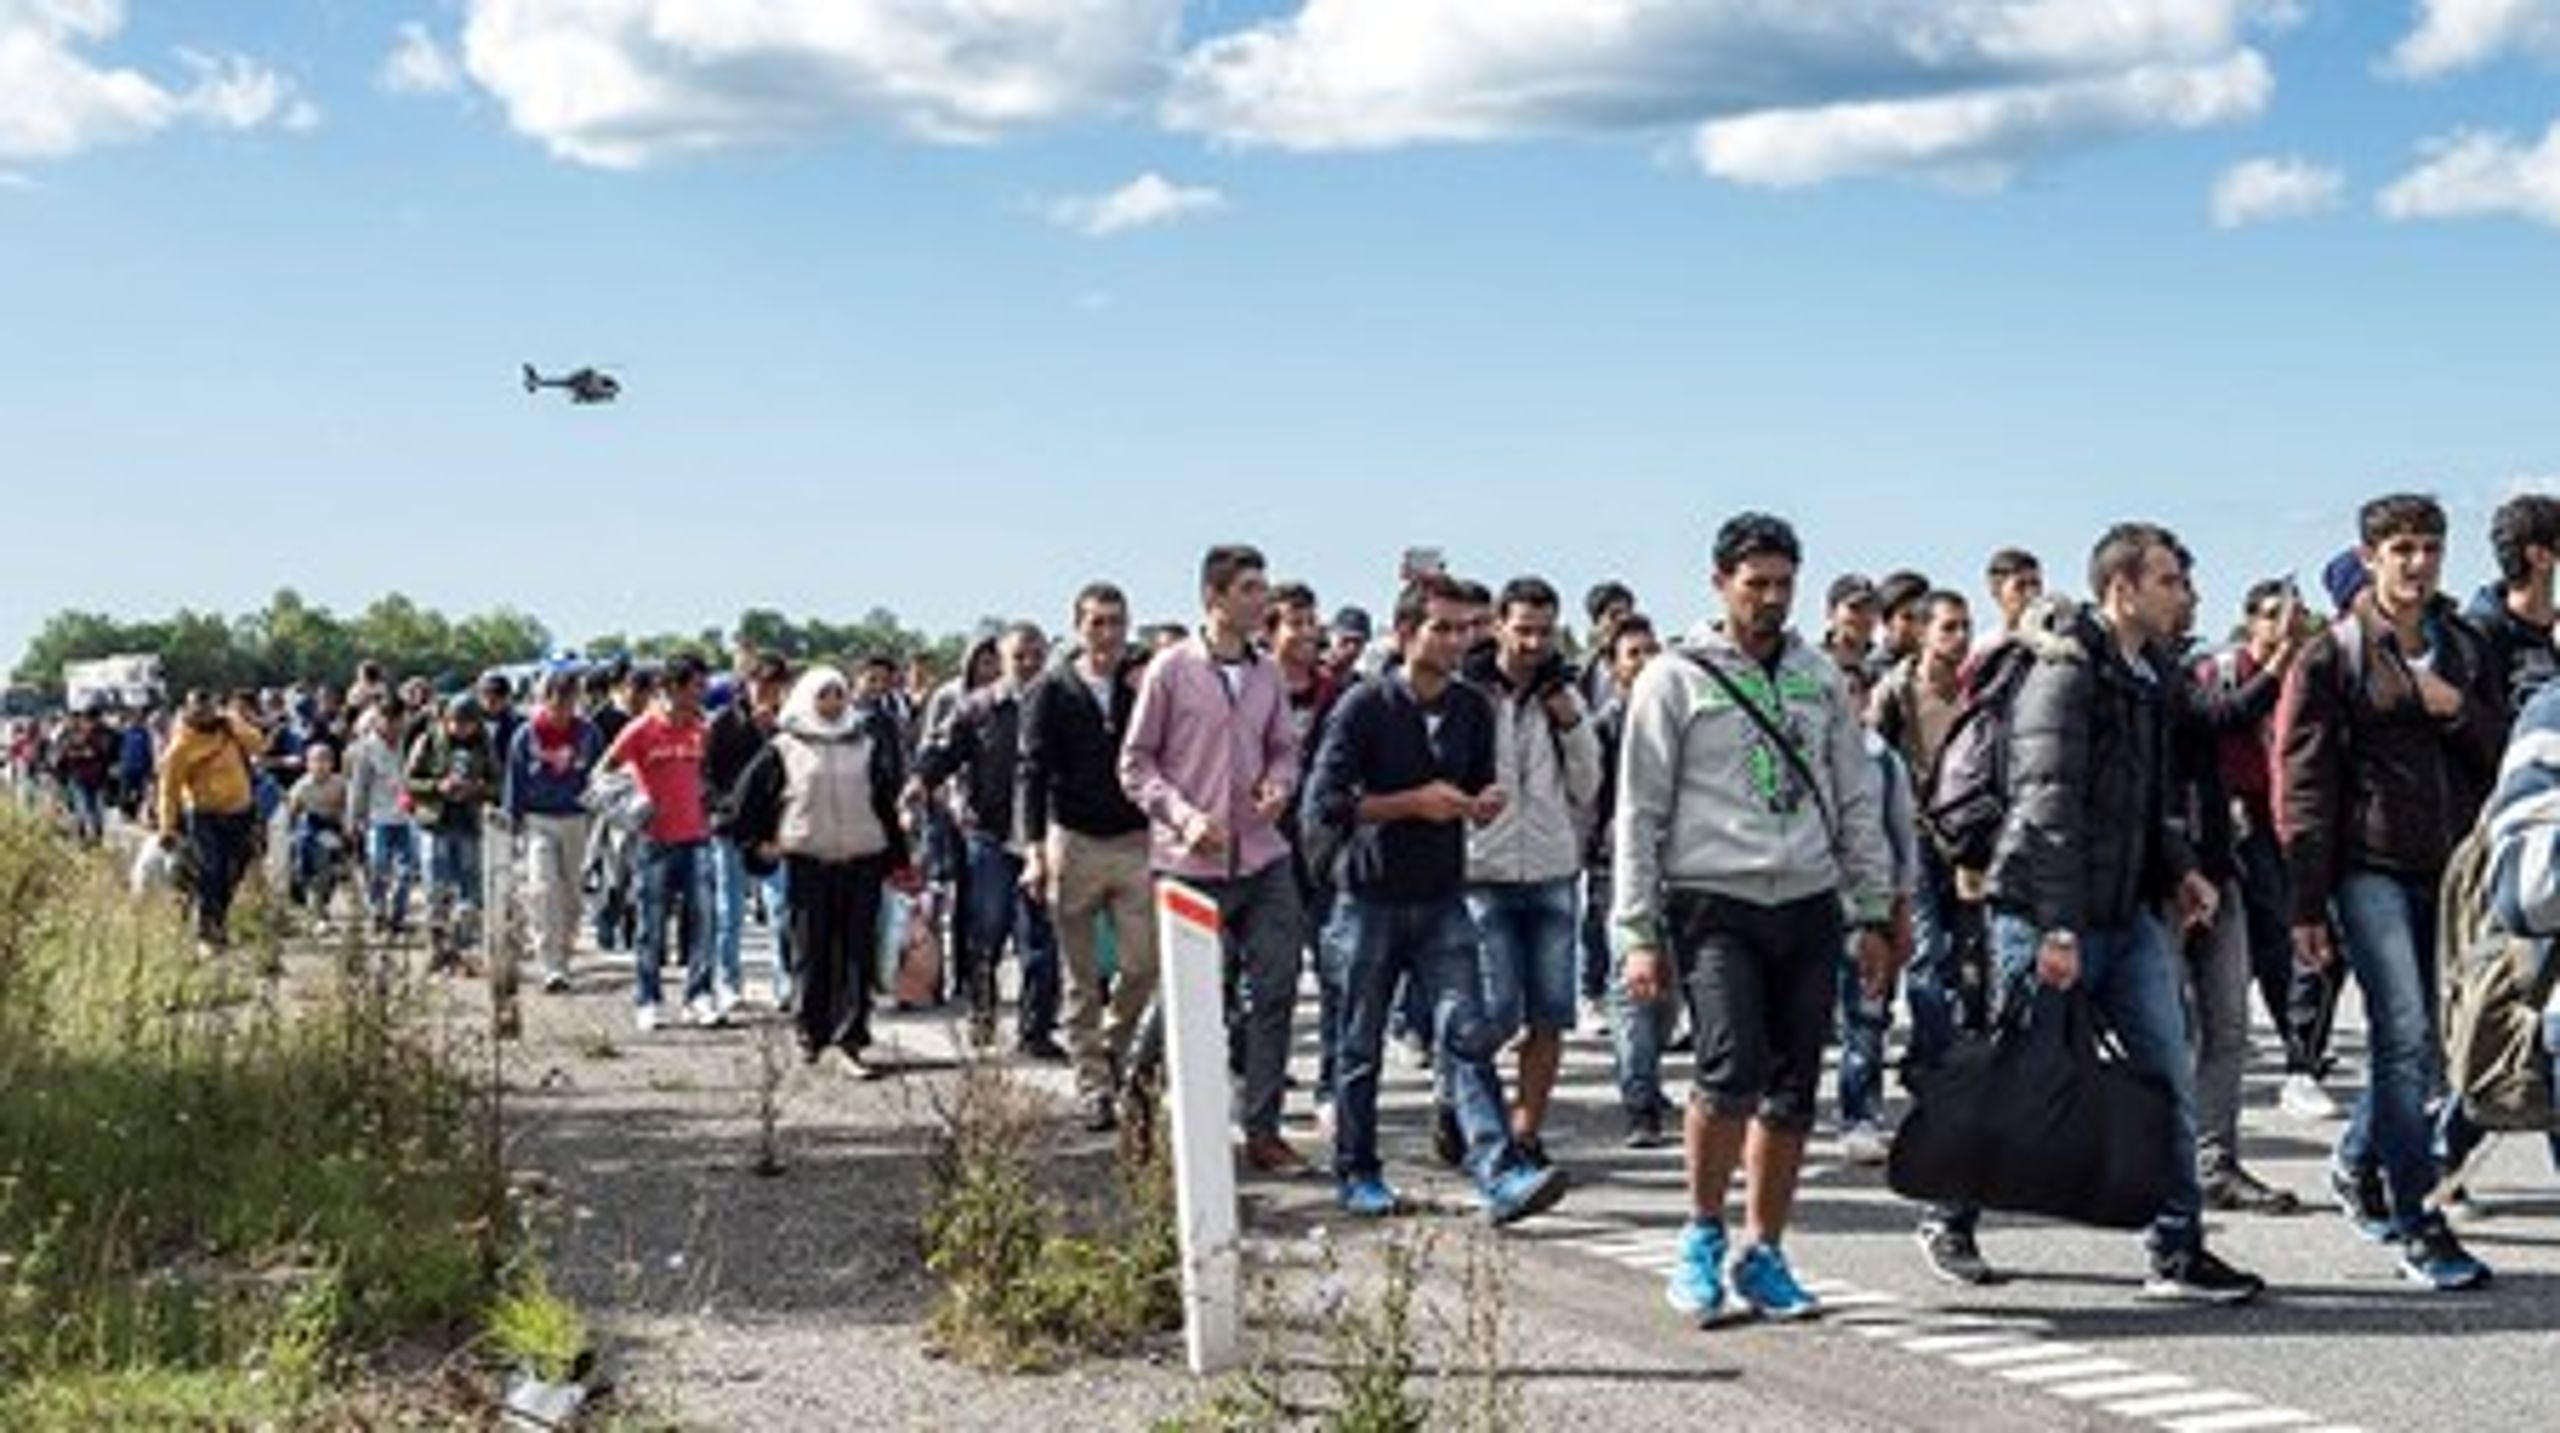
[610,709,710,845]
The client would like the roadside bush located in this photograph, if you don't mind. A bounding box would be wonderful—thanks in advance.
[0,806,501,1425]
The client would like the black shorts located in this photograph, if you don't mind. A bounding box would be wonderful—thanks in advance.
[1668,889,1843,1133]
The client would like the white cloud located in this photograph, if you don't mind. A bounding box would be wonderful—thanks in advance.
[2209,154,2343,227]
[2388,0,2560,78]
[459,0,1181,169]
[1698,50,2270,190]
[1165,1,2288,185]
[2379,121,2560,227]
[1046,171,1225,237]
[379,21,462,96]
[0,1,312,162]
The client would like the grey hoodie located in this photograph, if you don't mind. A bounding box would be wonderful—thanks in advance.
[1610,620,1891,950]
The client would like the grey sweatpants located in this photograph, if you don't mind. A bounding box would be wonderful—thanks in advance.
[2188,878,2254,1180]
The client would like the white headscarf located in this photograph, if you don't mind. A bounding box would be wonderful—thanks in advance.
[779,665,860,740]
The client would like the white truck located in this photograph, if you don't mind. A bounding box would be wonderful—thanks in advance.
[63,654,166,712]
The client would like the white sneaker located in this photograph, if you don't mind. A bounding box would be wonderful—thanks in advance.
[1579,997,1611,1036]
[2281,1073,2341,1121]
[1841,1121,1892,1167]
[635,1004,660,1034]
[685,997,727,1029]
[1388,1035,1431,1071]
[715,983,743,1017]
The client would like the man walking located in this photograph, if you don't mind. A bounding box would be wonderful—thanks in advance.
[1021,584,1157,1130]
[1972,522,2264,1302]
[2280,494,2503,1290]
[1304,573,1569,1225]
[1616,513,1896,1325]
[1462,577,1602,1168]
[1121,544,1310,1175]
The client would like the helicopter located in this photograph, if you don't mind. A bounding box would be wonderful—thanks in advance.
[522,363,621,404]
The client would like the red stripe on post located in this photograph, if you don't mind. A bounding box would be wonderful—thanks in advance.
[1161,885,1221,934]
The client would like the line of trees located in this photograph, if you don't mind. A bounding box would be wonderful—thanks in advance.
[9,591,983,704]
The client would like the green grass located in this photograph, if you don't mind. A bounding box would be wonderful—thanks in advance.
[0,806,504,1426]
[486,1263,591,1383]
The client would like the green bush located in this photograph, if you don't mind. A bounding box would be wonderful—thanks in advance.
[0,806,502,1425]
[921,1062,1182,1371]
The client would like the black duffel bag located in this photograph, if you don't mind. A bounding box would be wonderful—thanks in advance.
[1887,988,2173,1231]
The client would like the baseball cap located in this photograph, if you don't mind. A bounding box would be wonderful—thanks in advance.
[1331,606,1374,642]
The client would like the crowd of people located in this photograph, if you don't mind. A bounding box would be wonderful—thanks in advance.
[9,488,2560,1327]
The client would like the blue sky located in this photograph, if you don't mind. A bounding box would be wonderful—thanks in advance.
[8,1,2560,665]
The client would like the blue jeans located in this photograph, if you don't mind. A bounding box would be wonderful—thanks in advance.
[963,833,1059,1042]
[1836,941,1892,1128]
[291,817,347,904]
[1327,893,1520,1193]
[637,839,716,1008]
[1904,843,1977,1082]
[2333,869,2446,1232]
[1610,929,1677,1117]
[712,837,791,1002]
[1987,910,2203,1254]
[425,819,484,952]
[1469,877,1580,1041]
[63,782,105,843]
[365,822,417,930]
[1579,868,1613,1002]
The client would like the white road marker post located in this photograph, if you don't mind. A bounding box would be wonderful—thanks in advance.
[1156,878,1240,1376]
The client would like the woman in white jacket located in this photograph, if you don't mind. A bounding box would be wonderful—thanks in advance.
[729,667,912,1071]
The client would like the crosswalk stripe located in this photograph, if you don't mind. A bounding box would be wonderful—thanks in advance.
[2001,1357,2138,1384]
[2106,1390,2261,1419]
[2051,1373,2194,1402]
[1950,1342,2092,1369]
[1898,1331,2029,1355]
[2160,1409,2318,1433]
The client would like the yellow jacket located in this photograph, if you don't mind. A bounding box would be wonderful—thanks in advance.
[158,715,266,834]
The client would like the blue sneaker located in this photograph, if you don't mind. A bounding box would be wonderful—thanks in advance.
[1482,1163,1567,1226]
[1666,1221,1728,1327]
[2399,1217,2491,1292]
[1730,1242,1822,1321]
[1338,1176,1403,1219]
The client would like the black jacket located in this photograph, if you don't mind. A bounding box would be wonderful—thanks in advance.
[1986,601,2194,933]
[704,703,773,836]
[1018,656,1147,843]
[2465,581,2559,722]
[914,685,1024,840]
[2277,592,2505,920]
[1300,671,1496,904]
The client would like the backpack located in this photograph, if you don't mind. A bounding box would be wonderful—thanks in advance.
[1921,639,2035,869]
[2438,818,2560,1133]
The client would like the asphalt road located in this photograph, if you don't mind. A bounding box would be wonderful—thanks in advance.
[734,911,2555,1432]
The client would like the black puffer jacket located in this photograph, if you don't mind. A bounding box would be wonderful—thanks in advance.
[2276,591,2504,921]
[1986,600,2193,933]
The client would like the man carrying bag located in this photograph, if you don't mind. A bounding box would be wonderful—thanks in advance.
[1895,523,2263,1304]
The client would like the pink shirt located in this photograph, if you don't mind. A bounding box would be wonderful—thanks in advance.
[1118,636,1300,882]
[609,709,710,845]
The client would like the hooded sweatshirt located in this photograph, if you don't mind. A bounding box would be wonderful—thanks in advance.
[1610,621,1889,952]
[506,710,602,820]
[1461,645,1602,885]
[156,712,265,835]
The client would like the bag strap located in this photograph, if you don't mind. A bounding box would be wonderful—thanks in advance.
[1675,643,1838,846]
